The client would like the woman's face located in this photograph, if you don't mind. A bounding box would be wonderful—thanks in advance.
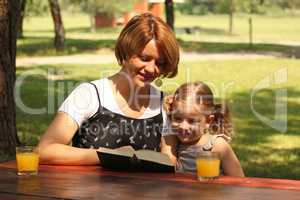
[171,100,208,144]
[122,39,165,88]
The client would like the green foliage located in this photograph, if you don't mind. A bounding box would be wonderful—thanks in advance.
[176,0,217,15]
[26,0,49,16]
[17,14,300,57]
[65,0,136,16]
[176,0,300,15]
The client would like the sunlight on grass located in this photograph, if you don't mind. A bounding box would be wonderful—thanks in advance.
[10,12,300,179]
[17,13,300,57]
[175,14,300,44]
[14,58,300,179]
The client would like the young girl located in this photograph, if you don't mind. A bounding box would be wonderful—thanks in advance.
[162,81,244,177]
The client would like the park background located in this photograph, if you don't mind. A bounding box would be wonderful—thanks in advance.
[0,0,299,180]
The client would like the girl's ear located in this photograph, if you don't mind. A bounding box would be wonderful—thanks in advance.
[163,94,174,113]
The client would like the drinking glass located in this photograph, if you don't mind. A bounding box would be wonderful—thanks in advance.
[16,146,39,176]
[196,151,220,181]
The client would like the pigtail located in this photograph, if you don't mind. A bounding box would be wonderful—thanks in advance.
[210,100,234,138]
[163,94,174,119]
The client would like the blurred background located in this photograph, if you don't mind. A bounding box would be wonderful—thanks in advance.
[2,0,300,180]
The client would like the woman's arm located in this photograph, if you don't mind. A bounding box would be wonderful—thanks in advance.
[212,138,245,177]
[161,135,178,166]
[38,112,99,165]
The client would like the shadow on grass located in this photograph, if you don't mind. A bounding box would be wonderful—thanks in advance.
[17,37,116,57]
[230,87,300,179]
[235,146,300,180]
[17,36,300,58]
[15,67,97,147]
[178,39,300,58]
[13,64,300,179]
[176,26,228,35]
[65,26,122,34]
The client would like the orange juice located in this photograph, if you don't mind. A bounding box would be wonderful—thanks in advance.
[16,146,39,175]
[196,158,220,178]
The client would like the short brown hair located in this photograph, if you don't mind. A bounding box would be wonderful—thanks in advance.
[115,12,179,78]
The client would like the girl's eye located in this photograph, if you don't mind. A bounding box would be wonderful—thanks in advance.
[173,116,182,122]
[187,118,198,124]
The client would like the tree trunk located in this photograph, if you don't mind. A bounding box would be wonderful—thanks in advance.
[0,0,20,154]
[165,0,174,30]
[229,0,234,34]
[48,0,65,51]
[17,0,26,38]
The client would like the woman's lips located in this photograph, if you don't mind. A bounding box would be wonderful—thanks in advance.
[138,72,154,82]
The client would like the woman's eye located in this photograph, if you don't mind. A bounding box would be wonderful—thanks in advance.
[156,61,166,67]
[139,55,150,62]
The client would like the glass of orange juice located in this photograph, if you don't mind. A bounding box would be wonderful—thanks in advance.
[16,146,39,176]
[196,151,220,181]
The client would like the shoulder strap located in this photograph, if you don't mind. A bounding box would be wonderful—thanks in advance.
[203,134,232,151]
[87,82,103,112]
[160,91,163,113]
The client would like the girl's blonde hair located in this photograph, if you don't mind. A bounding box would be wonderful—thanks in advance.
[115,12,179,78]
[164,81,234,137]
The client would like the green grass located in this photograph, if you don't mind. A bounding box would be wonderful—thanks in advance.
[2,12,299,179]
[17,13,300,57]
[13,58,300,179]
[175,14,300,44]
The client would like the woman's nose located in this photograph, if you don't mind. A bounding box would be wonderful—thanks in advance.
[145,60,158,74]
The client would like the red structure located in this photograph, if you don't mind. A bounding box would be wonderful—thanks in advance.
[95,0,184,27]
[95,13,116,28]
[122,0,165,25]
[130,0,184,23]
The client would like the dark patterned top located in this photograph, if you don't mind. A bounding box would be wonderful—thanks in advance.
[72,83,163,152]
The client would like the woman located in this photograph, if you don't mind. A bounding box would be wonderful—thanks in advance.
[38,13,180,165]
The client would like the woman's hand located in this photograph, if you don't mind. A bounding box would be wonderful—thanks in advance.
[38,112,99,165]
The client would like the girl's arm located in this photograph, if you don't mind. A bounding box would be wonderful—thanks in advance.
[212,137,245,177]
[38,112,99,165]
[161,135,178,166]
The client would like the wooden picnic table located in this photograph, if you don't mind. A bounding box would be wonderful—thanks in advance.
[0,161,299,200]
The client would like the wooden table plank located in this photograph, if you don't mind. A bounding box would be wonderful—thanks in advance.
[2,161,300,191]
[0,193,60,200]
[0,161,300,200]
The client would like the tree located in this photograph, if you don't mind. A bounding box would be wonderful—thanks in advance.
[0,0,20,154]
[68,0,136,29]
[165,0,174,30]
[48,0,65,51]
[18,0,26,38]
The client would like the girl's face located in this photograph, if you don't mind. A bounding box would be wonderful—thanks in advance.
[122,39,165,88]
[171,100,208,144]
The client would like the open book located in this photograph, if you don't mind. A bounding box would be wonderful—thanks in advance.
[97,148,175,173]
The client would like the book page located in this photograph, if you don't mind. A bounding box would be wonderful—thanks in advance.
[98,147,134,158]
[135,150,173,166]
